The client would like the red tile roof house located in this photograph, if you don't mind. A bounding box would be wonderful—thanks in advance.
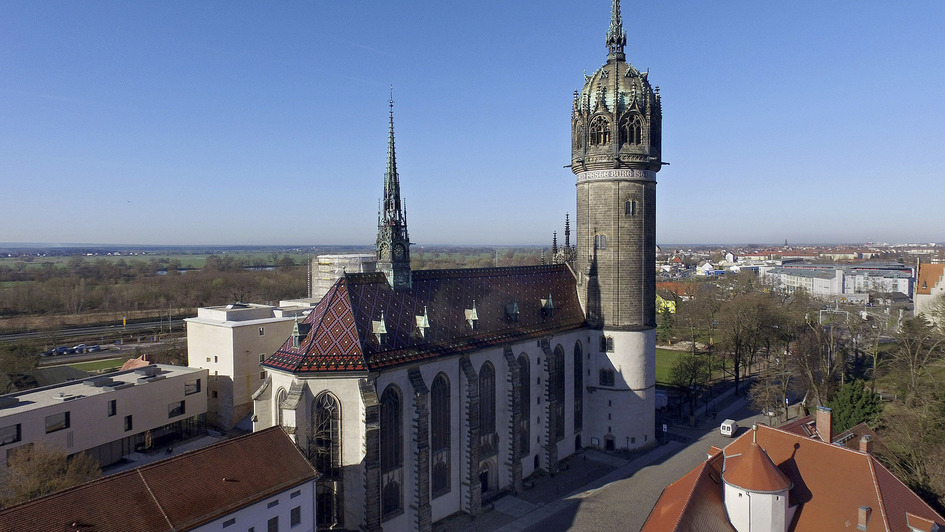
[0,427,319,532]
[641,420,944,532]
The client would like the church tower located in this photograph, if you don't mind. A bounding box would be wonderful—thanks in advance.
[376,94,412,290]
[572,0,661,449]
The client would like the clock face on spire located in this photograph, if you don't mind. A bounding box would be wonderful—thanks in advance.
[393,243,406,260]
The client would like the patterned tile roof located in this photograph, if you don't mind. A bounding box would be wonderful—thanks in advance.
[264,264,585,374]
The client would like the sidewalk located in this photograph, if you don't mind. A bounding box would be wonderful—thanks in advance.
[434,441,685,532]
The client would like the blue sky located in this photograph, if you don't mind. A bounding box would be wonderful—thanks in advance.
[2,1,944,247]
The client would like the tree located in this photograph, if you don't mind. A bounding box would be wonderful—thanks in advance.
[889,316,944,404]
[0,442,101,507]
[670,352,711,420]
[787,322,846,408]
[827,380,882,433]
[878,391,945,512]
[0,342,40,394]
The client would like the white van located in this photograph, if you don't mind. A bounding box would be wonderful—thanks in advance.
[720,419,738,437]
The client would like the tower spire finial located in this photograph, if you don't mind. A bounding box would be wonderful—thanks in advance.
[383,86,402,226]
[606,0,627,61]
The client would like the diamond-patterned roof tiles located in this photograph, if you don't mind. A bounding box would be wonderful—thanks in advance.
[264,264,585,374]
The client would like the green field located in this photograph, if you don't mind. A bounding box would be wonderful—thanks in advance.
[655,348,686,385]
[66,358,128,373]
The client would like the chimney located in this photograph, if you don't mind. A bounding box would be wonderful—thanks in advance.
[859,435,873,454]
[857,506,871,530]
[816,406,833,443]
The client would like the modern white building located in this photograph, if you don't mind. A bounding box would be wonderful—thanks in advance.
[186,303,311,430]
[0,427,319,532]
[0,364,208,470]
[760,263,914,302]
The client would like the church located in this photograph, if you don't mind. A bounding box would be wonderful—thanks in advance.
[253,1,663,529]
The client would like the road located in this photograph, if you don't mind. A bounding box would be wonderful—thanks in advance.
[0,319,186,344]
[522,397,765,532]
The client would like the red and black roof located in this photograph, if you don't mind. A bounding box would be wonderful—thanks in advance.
[263,264,585,374]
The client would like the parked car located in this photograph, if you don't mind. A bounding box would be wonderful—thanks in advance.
[720,419,739,437]
[73,344,87,354]
[41,350,55,357]
[87,345,101,352]
[55,346,70,355]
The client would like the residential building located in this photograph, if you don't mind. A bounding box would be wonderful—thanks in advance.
[0,427,318,532]
[186,303,310,430]
[253,2,662,530]
[915,263,945,320]
[641,420,945,532]
[0,364,207,471]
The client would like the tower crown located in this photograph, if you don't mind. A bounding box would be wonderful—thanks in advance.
[572,0,661,173]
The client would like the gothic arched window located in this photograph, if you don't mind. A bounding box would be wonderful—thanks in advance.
[553,345,565,442]
[518,354,530,455]
[276,388,288,427]
[479,362,497,458]
[573,342,583,432]
[589,116,610,145]
[380,385,403,519]
[430,373,451,497]
[620,114,643,146]
[312,393,343,529]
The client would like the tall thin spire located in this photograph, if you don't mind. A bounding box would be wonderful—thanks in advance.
[606,0,627,61]
[383,86,403,226]
[377,87,411,290]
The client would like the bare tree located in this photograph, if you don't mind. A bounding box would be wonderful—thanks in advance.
[0,442,101,507]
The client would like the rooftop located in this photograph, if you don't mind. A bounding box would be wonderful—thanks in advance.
[0,427,318,532]
[0,364,203,415]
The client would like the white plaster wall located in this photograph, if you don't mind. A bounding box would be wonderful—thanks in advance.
[190,480,316,532]
[0,367,208,468]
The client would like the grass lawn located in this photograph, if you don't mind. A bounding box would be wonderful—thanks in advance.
[655,348,686,385]
[67,358,128,373]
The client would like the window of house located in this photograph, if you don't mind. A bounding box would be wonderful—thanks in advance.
[124,415,133,432]
[223,518,236,528]
[599,369,615,387]
[290,506,301,527]
[212,391,218,399]
[267,499,279,509]
[574,342,583,432]
[214,356,218,363]
[290,490,301,499]
[259,327,265,336]
[0,424,21,446]
[107,400,117,417]
[259,354,266,363]
[184,379,200,395]
[168,400,185,419]
[594,234,607,250]
[45,412,70,433]
[260,371,266,380]
[553,346,565,442]
[267,516,278,532]
[625,199,637,216]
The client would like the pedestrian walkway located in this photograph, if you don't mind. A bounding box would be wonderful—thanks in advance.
[434,441,684,532]
[436,390,752,532]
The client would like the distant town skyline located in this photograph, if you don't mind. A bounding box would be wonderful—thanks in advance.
[2,2,944,247]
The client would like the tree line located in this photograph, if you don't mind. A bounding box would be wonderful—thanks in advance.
[661,273,945,511]
[0,254,306,320]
